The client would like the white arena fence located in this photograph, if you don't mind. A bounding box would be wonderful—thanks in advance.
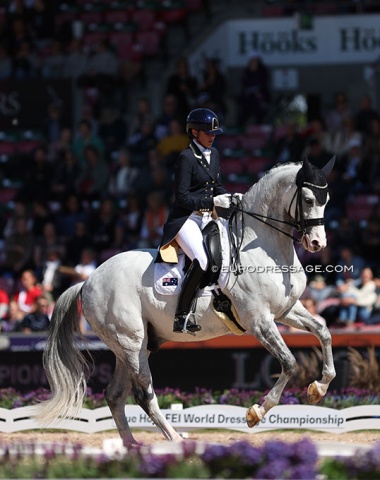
[0,404,379,434]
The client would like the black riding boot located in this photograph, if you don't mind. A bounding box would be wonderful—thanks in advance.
[173,259,205,333]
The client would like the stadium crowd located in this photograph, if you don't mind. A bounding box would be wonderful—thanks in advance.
[1,0,380,334]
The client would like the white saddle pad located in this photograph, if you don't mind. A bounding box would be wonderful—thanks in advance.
[154,218,231,296]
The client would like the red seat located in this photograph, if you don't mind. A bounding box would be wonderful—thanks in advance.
[239,134,269,151]
[109,31,134,47]
[0,188,19,203]
[18,140,41,154]
[224,182,250,194]
[159,7,187,23]
[79,11,103,25]
[346,194,379,221]
[0,142,17,156]
[245,157,270,175]
[135,30,160,57]
[185,0,204,12]
[131,9,156,31]
[82,31,108,48]
[217,135,240,151]
[221,158,245,175]
[116,42,143,61]
[104,10,130,24]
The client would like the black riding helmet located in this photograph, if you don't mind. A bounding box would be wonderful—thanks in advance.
[186,108,223,136]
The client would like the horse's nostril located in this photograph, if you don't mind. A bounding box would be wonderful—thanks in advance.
[312,240,319,246]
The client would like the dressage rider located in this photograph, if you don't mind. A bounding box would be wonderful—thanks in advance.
[156,108,240,333]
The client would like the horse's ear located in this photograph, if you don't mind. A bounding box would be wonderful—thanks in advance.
[321,155,336,177]
[302,157,313,177]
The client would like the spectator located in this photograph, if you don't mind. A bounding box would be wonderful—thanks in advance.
[325,91,352,136]
[129,96,155,137]
[274,120,305,164]
[197,57,227,117]
[21,145,54,202]
[362,117,380,189]
[335,246,366,286]
[336,137,366,190]
[139,191,168,248]
[354,94,380,136]
[303,136,333,170]
[33,221,65,269]
[14,269,43,315]
[108,148,137,199]
[40,40,65,78]
[1,299,23,333]
[20,295,50,333]
[327,115,361,161]
[0,44,12,79]
[60,247,97,286]
[359,216,380,269]
[336,267,378,326]
[44,102,67,146]
[156,118,189,168]
[12,39,38,79]
[77,145,110,201]
[0,287,9,321]
[2,200,32,239]
[155,93,182,140]
[2,217,36,277]
[64,220,94,267]
[51,148,82,201]
[301,297,327,326]
[237,50,271,125]
[30,199,56,240]
[127,119,157,168]
[165,56,198,120]
[87,198,118,253]
[114,195,143,250]
[72,119,105,167]
[97,106,127,156]
[29,0,54,45]
[63,38,87,79]
[55,193,88,239]
[37,247,66,301]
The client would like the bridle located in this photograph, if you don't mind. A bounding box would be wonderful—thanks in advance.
[230,182,326,241]
[228,181,327,276]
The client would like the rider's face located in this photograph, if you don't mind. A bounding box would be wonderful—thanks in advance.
[193,130,216,149]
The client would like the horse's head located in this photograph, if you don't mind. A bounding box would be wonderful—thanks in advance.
[291,156,335,252]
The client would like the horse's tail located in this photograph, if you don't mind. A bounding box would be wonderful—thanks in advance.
[34,282,88,426]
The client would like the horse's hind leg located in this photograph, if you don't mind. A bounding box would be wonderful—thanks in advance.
[281,300,336,403]
[104,357,138,446]
[245,316,298,427]
[130,349,183,443]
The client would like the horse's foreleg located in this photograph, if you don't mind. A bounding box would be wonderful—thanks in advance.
[281,301,336,403]
[104,357,138,446]
[246,318,297,427]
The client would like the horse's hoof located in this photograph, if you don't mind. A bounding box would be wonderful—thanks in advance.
[307,381,323,404]
[246,404,263,428]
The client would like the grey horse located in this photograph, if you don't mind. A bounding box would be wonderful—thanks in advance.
[34,158,336,445]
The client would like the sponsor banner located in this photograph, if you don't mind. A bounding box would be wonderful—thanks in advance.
[4,404,378,434]
[189,14,380,69]
[123,405,346,433]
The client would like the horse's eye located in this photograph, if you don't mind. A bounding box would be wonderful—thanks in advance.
[305,198,313,205]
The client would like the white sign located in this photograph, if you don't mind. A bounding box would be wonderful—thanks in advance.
[189,14,380,69]
[1,404,378,434]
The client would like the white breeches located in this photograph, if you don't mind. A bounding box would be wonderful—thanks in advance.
[175,212,212,271]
